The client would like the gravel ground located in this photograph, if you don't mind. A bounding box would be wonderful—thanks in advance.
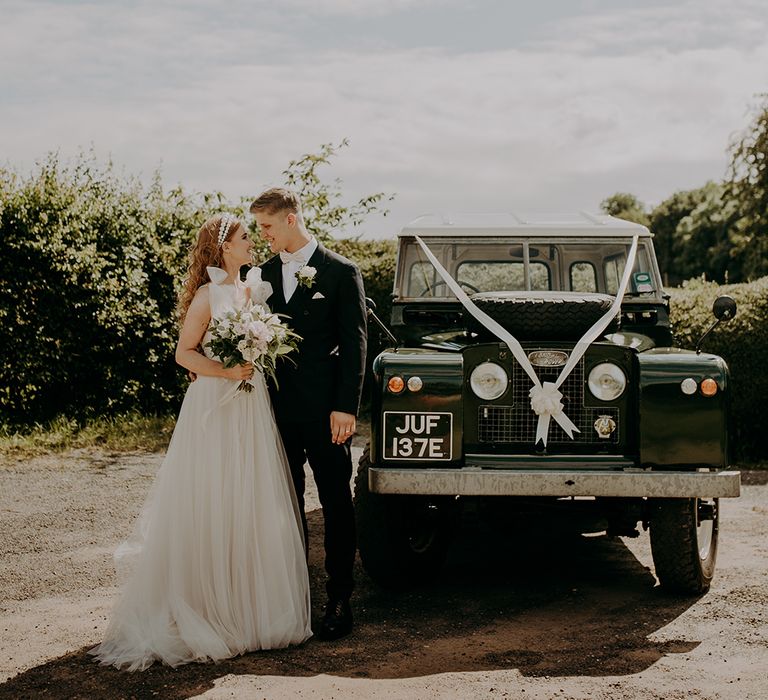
[1,445,766,700]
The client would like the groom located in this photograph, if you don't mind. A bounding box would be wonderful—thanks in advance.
[252,188,367,641]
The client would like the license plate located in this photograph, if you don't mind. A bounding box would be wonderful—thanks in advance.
[383,411,453,461]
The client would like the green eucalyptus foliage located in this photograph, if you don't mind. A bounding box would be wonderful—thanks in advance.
[669,277,768,461]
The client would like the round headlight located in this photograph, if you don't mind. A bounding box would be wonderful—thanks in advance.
[588,363,626,401]
[470,362,508,400]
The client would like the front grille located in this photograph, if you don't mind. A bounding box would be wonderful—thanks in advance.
[477,358,620,445]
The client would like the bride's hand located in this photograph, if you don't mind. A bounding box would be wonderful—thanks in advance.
[223,363,254,380]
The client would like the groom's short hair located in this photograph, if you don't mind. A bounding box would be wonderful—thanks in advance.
[250,188,303,220]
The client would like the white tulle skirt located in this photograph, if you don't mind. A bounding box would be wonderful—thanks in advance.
[90,375,312,671]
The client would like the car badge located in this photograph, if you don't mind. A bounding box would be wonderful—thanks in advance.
[527,350,569,367]
[594,415,617,439]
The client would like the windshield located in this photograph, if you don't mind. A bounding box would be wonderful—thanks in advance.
[398,237,661,299]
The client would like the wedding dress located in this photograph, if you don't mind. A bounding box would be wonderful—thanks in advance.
[90,267,311,671]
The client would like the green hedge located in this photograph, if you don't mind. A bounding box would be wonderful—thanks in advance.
[668,277,768,461]
[0,156,397,426]
[0,159,210,424]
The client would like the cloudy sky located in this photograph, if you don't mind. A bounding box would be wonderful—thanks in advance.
[2,0,767,237]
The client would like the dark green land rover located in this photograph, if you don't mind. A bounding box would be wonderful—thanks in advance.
[355,212,740,594]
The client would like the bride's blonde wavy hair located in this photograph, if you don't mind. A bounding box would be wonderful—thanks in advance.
[177,213,240,324]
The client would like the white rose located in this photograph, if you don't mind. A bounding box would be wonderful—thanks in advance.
[297,265,317,287]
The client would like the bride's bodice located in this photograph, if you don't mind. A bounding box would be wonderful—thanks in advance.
[202,266,273,361]
[202,283,237,361]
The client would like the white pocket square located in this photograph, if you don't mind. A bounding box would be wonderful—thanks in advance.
[311,292,325,300]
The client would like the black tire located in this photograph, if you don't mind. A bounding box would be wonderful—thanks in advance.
[354,445,457,588]
[649,498,719,595]
[468,291,617,340]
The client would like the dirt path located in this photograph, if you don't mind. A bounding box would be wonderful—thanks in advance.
[1,448,766,699]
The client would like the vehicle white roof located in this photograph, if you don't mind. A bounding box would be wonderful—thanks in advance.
[399,212,652,237]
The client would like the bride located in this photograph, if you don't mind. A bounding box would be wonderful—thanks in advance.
[90,213,312,671]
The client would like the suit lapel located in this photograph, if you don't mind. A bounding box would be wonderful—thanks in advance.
[286,243,330,310]
[260,256,286,311]
[308,243,330,280]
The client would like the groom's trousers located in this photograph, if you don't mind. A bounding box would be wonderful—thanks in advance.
[278,418,356,603]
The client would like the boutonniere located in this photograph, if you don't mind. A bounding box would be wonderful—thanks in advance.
[295,265,317,290]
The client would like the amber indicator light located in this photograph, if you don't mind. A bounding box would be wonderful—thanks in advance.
[700,378,718,397]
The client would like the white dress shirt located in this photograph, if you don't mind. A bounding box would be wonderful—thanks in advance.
[282,236,317,301]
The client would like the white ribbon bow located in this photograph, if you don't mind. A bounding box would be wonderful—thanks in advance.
[414,234,639,446]
[206,266,229,285]
[205,266,273,306]
[529,382,575,445]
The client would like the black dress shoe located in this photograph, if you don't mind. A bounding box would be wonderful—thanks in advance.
[318,599,353,640]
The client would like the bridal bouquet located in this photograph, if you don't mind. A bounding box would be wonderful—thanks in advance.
[205,302,301,392]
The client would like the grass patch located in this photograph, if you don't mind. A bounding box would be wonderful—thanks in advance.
[0,412,176,458]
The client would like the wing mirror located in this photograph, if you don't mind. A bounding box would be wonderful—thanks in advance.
[696,295,737,353]
[712,295,737,322]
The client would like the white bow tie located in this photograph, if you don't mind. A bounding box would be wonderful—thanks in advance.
[279,250,306,265]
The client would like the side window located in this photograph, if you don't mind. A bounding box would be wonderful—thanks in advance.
[528,263,550,291]
[570,262,597,293]
[604,255,626,295]
[409,261,435,296]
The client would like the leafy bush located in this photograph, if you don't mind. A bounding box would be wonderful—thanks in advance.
[0,152,397,428]
[0,154,221,425]
[669,276,768,461]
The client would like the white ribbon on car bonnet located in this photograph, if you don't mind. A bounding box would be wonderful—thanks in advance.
[414,234,639,446]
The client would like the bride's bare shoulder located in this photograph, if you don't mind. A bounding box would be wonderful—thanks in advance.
[195,283,211,298]
[187,285,211,314]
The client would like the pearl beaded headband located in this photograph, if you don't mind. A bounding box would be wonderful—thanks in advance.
[217,214,234,248]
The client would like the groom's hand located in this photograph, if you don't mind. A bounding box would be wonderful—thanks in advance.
[330,411,356,444]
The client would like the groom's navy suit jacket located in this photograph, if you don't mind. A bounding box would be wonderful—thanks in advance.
[259,244,367,424]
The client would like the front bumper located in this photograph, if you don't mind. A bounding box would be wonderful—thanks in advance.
[368,466,741,498]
